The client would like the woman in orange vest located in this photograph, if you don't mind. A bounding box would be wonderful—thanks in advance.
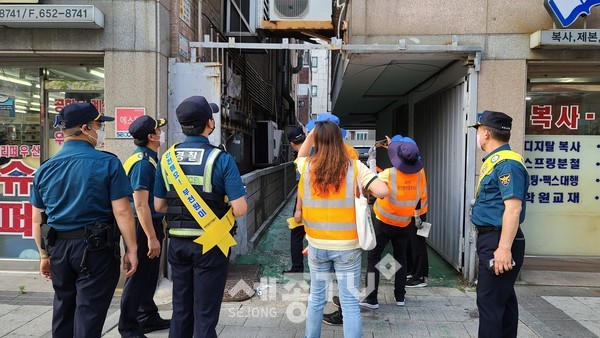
[360,136,428,309]
[297,120,388,338]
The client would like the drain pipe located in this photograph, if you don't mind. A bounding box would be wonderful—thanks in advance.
[282,49,294,124]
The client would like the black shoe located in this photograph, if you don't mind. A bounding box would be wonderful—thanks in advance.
[140,318,170,334]
[322,310,343,326]
[332,296,340,308]
[282,268,303,274]
[396,297,405,306]
[359,298,379,309]
[126,335,148,338]
[405,277,427,288]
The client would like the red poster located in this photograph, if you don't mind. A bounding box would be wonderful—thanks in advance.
[115,107,145,138]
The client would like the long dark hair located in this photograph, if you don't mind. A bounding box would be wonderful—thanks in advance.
[310,120,349,196]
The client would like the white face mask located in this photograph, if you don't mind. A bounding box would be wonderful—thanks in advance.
[158,131,166,145]
[85,126,105,147]
[476,133,484,152]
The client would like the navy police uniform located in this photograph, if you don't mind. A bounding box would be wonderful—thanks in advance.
[470,111,529,338]
[119,146,167,336]
[154,96,246,338]
[30,103,131,338]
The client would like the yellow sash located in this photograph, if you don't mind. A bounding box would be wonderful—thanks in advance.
[123,152,157,175]
[162,145,236,256]
[476,150,526,197]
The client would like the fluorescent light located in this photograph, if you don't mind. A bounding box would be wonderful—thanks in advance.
[15,99,28,104]
[15,105,27,110]
[35,84,40,88]
[89,69,105,79]
[30,102,40,106]
[29,107,40,111]
[33,94,40,99]
[15,109,27,114]
[0,74,32,86]
[526,96,532,100]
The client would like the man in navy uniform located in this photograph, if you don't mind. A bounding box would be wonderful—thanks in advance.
[469,110,529,338]
[30,102,138,338]
[119,116,171,337]
[154,96,247,338]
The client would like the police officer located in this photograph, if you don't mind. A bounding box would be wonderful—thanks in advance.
[154,96,247,338]
[283,126,306,274]
[469,110,529,338]
[119,116,171,337]
[30,102,138,338]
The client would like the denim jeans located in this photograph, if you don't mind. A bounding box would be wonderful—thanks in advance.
[305,245,362,338]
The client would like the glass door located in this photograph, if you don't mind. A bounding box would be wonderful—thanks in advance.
[0,66,103,262]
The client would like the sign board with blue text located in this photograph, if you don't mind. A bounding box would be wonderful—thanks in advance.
[544,0,600,28]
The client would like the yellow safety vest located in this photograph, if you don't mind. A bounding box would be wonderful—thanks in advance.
[476,150,526,197]
[161,144,236,256]
[374,168,428,227]
[300,160,358,241]
[123,152,157,175]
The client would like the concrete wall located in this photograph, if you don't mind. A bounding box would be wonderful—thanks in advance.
[232,162,296,258]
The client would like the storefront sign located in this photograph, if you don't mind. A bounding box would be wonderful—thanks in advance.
[526,102,597,206]
[544,0,600,28]
[0,5,104,29]
[531,29,600,48]
[0,144,40,158]
[180,0,191,27]
[0,160,36,239]
[115,107,145,138]
[179,34,190,60]
[0,1,41,3]
[54,98,104,114]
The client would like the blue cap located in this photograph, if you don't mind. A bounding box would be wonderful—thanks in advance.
[175,96,219,125]
[128,115,167,139]
[306,113,347,138]
[59,102,114,128]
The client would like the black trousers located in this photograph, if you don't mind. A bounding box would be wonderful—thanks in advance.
[119,217,164,337]
[168,237,229,338]
[406,222,429,278]
[289,226,306,272]
[365,218,410,302]
[48,237,120,338]
[476,228,525,338]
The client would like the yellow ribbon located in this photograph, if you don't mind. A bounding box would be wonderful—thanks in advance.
[162,145,236,256]
[476,150,526,197]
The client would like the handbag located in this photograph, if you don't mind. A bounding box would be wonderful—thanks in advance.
[355,174,377,250]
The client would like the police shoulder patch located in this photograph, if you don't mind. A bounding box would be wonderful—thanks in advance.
[499,173,511,186]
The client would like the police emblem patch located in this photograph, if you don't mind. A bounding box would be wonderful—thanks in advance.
[490,154,500,163]
[499,174,511,186]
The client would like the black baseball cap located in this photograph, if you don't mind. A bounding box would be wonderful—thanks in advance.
[175,96,219,125]
[469,110,512,131]
[287,126,305,144]
[128,115,167,139]
[59,102,114,128]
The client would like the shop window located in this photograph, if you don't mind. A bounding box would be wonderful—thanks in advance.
[0,66,104,261]
[311,85,318,97]
[311,56,318,68]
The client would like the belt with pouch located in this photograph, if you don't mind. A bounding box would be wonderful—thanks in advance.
[474,226,500,234]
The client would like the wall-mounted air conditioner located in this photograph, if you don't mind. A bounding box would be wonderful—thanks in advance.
[269,0,332,21]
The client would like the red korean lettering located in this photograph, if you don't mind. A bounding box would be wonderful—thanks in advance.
[530,105,553,129]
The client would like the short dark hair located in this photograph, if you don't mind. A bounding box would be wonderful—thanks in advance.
[482,126,510,143]
[134,137,150,147]
[181,121,206,136]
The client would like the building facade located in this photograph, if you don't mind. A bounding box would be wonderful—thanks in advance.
[330,1,600,279]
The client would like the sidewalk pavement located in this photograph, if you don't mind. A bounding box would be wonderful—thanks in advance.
[1,270,600,337]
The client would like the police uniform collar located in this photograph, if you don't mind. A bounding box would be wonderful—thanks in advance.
[184,135,210,143]
[62,139,96,149]
[135,146,158,161]
[482,143,511,162]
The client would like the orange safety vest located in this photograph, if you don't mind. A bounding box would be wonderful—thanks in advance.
[299,160,358,242]
[344,143,359,160]
[374,167,428,227]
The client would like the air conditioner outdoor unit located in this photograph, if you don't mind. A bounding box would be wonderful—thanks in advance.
[269,0,332,21]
